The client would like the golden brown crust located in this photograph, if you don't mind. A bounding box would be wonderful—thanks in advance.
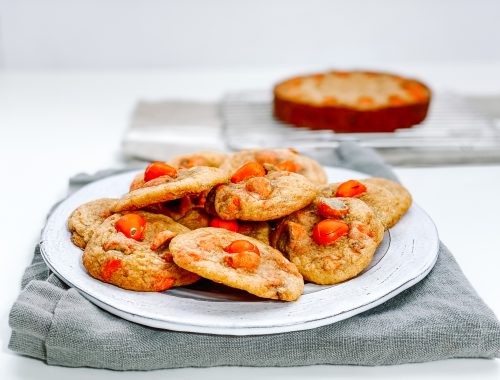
[207,170,318,221]
[320,178,412,229]
[82,211,199,291]
[170,227,304,301]
[113,166,229,212]
[68,198,117,249]
[271,197,384,285]
[220,148,327,185]
[273,71,431,133]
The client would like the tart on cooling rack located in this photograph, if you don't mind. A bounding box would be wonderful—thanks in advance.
[273,70,431,133]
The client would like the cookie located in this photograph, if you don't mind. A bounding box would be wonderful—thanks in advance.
[68,198,117,249]
[113,166,229,212]
[170,227,304,301]
[320,178,411,229]
[238,221,271,245]
[205,169,318,221]
[83,211,200,291]
[363,177,412,216]
[271,197,384,285]
[220,148,327,185]
[167,151,228,169]
[129,172,146,192]
[176,208,211,230]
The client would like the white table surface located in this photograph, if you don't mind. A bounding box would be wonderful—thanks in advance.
[1,64,499,379]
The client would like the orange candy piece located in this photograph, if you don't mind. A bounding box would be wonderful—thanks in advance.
[312,219,349,245]
[152,276,175,292]
[144,162,177,182]
[317,197,349,218]
[245,177,272,198]
[276,160,298,173]
[209,217,239,232]
[102,259,122,282]
[224,252,260,270]
[335,180,367,198]
[115,213,146,241]
[231,162,266,183]
[356,223,374,238]
[224,239,260,255]
[223,240,261,270]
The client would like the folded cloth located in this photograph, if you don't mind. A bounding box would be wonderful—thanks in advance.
[9,143,500,370]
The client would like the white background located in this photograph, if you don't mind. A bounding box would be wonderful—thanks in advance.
[1,0,500,69]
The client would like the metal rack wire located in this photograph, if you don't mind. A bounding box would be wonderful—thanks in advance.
[221,91,500,166]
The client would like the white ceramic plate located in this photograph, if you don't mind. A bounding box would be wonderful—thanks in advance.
[41,167,439,335]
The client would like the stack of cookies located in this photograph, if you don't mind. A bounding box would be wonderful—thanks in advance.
[68,148,411,302]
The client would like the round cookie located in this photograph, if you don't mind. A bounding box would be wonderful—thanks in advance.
[205,170,318,221]
[220,148,327,185]
[68,198,117,249]
[320,178,411,229]
[83,211,200,291]
[271,197,384,285]
[129,152,228,191]
[113,166,229,212]
[167,151,228,169]
[170,227,304,301]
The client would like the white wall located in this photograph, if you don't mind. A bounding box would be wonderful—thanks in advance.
[0,0,499,70]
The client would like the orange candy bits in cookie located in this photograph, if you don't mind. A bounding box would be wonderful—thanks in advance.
[231,162,266,183]
[223,239,261,270]
[224,240,260,256]
[335,180,367,198]
[209,217,239,232]
[245,177,272,198]
[150,230,177,251]
[317,197,349,218]
[276,160,298,173]
[312,219,349,245]
[102,259,122,282]
[115,214,146,241]
[144,162,177,182]
[224,253,260,270]
[152,275,175,291]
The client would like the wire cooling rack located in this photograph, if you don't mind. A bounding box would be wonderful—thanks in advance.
[220,91,500,166]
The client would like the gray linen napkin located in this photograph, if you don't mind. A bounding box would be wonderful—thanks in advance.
[9,143,500,370]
